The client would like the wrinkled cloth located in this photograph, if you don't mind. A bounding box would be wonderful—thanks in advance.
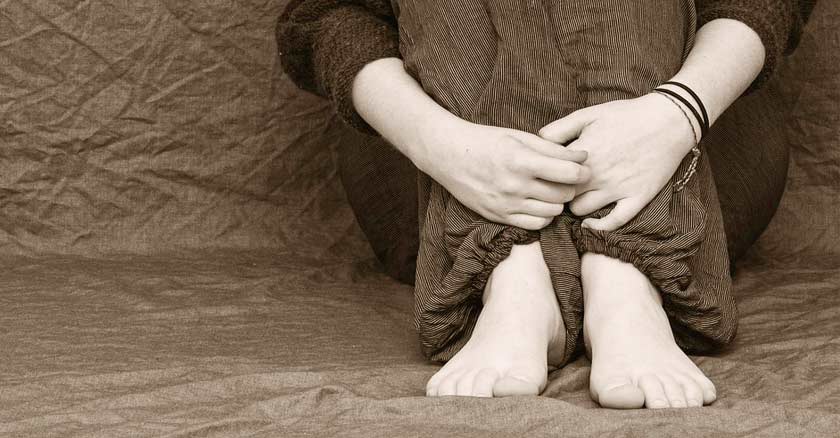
[0,0,838,436]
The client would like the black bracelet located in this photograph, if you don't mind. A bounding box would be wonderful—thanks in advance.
[662,81,709,134]
[655,92,699,144]
[653,87,708,139]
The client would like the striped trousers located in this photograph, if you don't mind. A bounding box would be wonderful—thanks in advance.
[393,0,737,364]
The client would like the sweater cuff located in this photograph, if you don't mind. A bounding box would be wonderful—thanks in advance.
[313,6,401,135]
[697,3,793,94]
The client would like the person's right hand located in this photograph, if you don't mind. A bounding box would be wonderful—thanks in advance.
[416,118,591,230]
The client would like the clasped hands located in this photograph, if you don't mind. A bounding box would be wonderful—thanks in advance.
[426,93,698,232]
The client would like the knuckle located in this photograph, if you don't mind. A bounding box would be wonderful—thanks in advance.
[570,164,585,181]
[507,155,525,172]
[559,187,576,202]
[499,177,521,195]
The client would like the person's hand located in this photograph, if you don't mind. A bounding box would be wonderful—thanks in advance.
[418,118,591,231]
[538,93,697,231]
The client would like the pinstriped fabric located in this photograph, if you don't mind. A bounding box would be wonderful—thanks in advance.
[399,0,737,364]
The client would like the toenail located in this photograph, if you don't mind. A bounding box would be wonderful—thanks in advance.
[671,400,686,408]
[651,400,669,409]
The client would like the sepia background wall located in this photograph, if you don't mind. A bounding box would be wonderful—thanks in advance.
[1,1,838,264]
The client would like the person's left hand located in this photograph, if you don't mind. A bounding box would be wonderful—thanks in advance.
[538,92,698,231]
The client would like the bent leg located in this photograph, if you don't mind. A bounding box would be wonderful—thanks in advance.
[425,241,567,397]
[704,84,789,266]
[574,152,735,409]
[335,129,419,285]
[571,153,737,353]
[582,253,717,409]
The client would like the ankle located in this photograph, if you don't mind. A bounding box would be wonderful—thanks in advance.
[480,242,563,345]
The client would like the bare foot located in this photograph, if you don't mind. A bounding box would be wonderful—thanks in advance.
[582,253,717,409]
[425,242,566,397]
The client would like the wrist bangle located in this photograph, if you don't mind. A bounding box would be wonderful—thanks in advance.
[654,91,700,145]
[652,87,708,139]
[662,81,709,135]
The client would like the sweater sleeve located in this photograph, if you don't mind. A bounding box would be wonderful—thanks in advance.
[276,0,401,134]
[695,0,817,92]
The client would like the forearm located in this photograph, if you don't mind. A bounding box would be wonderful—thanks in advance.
[667,19,766,128]
[351,57,459,173]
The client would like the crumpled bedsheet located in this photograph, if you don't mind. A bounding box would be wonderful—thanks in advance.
[1,0,838,437]
[1,252,839,437]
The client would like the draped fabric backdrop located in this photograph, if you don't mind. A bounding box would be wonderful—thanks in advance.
[0,1,838,436]
[0,2,837,263]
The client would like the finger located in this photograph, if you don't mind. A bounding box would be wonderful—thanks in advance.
[506,214,553,231]
[538,108,597,144]
[581,197,645,231]
[569,190,617,217]
[514,199,565,217]
[525,180,576,204]
[520,135,588,162]
[524,158,591,185]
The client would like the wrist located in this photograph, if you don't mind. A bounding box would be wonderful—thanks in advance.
[648,92,699,153]
[412,110,468,175]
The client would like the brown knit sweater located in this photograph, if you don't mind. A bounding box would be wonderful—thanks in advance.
[277,0,816,134]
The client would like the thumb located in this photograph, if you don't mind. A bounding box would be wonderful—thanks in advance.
[538,108,596,145]
[581,197,645,232]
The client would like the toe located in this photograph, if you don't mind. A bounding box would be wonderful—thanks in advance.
[426,371,446,396]
[455,370,479,396]
[638,374,670,409]
[436,372,461,397]
[472,369,499,398]
[692,374,717,405]
[660,374,687,408]
[592,376,645,409]
[676,373,704,407]
[493,375,541,397]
